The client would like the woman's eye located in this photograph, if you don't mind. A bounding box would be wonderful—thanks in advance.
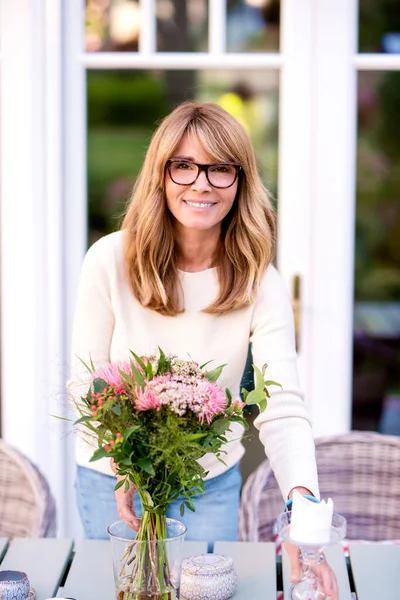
[213,165,229,173]
[175,162,193,170]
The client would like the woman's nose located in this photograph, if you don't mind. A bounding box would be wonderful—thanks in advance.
[191,169,212,191]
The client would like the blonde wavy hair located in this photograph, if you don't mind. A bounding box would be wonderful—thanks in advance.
[122,101,276,316]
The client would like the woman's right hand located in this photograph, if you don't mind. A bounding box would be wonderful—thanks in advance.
[111,459,141,531]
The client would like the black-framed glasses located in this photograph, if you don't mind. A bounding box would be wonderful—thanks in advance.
[166,159,241,189]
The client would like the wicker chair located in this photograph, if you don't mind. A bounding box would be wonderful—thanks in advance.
[239,431,400,542]
[0,439,57,538]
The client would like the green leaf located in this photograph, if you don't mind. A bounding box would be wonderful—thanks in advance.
[77,355,95,374]
[130,362,145,388]
[180,502,185,517]
[130,351,153,379]
[199,360,213,370]
[253,365,266,391]
[119,368,136,388]
[204,364,227,383]
[264,379,282,389]
[225,388,232,405]
[111,404,121,416]
[130,351,146,371]
[258,398,267,413]
[89,447,109,462]
[73,415,93,425]
[244,389,266,405]
[184,432,209,441]
[85,387,93,404]
[135,458,155,475]
[211,417,231,434]
[156,347,171,375]
[124,479,131,493]
[229,415,249,429]
[241,388,249,402]
[123,426,140,439]
[184,501,196,512]
[51,414,73,422]
[114,479,125,491]
[93,378,109,394]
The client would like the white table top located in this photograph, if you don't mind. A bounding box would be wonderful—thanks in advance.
[0,537,398,599]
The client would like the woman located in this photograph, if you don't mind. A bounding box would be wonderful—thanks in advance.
[69,101,337,596]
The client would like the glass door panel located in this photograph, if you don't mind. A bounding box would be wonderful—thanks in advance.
[353,70,400,434]
[156,0,208,52]
[226,0,280,52]
[359,0,400,53]
[85,0,209,52]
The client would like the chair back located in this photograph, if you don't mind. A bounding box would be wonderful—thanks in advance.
[0,439,57,537]
[239,431,400,542]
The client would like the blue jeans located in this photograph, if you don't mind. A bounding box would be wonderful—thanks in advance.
[75,463,242,544]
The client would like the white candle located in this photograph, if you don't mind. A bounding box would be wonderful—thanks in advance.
[289,490,334,545]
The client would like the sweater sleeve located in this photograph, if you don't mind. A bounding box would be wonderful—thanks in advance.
[67,237,115,406]
[250,265,320,501]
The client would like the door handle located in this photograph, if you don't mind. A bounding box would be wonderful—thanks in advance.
[292,274,301,353]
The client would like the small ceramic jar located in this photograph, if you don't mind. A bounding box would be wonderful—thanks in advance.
[0,570,31,600]
[180,554,237,600]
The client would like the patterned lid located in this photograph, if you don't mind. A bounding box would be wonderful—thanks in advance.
[182,554,235,577]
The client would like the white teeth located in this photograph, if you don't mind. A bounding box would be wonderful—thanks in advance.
[185,201,214,208]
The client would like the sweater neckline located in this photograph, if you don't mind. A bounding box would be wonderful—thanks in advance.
[177,267,217,276]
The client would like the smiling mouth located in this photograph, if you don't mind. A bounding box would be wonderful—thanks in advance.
[184,200,216,208]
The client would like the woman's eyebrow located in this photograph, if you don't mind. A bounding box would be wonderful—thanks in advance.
[171,155,196,161]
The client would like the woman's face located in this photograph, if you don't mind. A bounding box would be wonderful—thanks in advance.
[164,134,238,235]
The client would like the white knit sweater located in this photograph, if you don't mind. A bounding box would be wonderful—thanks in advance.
[68,231,319,500]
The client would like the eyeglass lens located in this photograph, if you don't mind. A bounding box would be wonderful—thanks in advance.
[169,161,237,188]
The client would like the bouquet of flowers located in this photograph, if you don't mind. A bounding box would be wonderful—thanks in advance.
[75,348,279,600]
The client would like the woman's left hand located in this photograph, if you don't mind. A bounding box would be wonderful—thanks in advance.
[284,541,339,600]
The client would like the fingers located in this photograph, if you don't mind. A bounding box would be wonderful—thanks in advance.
[283,542,302,583]
[284,544,339,599]
[114,476,141,531]
[319,562,338,600]
[117,501,141,531]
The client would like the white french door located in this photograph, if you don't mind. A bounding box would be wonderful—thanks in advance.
[279,0,358,435]
[0,0,358,536]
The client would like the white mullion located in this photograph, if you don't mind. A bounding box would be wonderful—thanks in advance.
[139,0,156,54]
[354,53,400,70]
[209,0,226,54]
[80,52,283,69]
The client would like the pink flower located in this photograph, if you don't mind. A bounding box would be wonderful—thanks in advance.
[231,400,246,412]
[135,389,162,411]
[92,361,131,389]
[193,380,227,424]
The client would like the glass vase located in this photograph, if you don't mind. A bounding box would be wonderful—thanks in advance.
[108,517,187,600]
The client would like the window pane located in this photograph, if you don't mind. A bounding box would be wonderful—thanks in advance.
[85,0,208,53]
[157,0,208,52]
[227,0,280,53]
[85,0,140,52]
[353,71,400,434]
[359,0,400,53]
[87,69,279,244]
